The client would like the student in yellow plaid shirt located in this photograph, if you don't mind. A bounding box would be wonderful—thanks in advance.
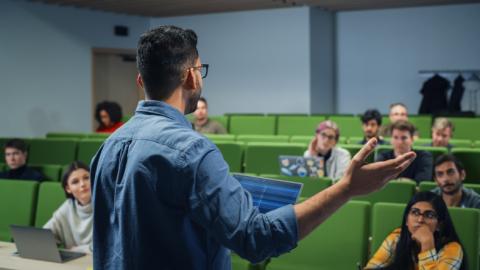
[365,192,465,270]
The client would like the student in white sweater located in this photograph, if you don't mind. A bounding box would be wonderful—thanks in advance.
[44,161,92,253]
[304,120,351,182]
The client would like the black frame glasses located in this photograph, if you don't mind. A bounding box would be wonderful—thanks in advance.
[190,64,209,79]
[409,208,438,220]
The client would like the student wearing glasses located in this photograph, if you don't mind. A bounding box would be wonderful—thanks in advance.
[365,191,466,270]
[304,120,351,181]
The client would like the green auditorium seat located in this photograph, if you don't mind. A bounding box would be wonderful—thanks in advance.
[46,132,87,140]
[348,137,364,145]
[229,116,276,135]
[339,144,374,163]
[413,146,448,161]
[34,182,66,227]
[267,201,371,270]
[408,115,432,138]
[260,174,332,199]
[77,139,104,165]
[28,138,77,166]
[353,180,416,204]
[289,135,312,145]
[328,115,363,138]
[205,134,236,143]
[371,203,479,270]
[121,115,132,122]
[413,138,432,146]
[31,164,63,181]
[374,145,393,160]
[236,135,289,143]
[0,163,5,172]
[0,180,38,241]
[449,139,472,148]
[87,133,110,140]
[449,117,480,141]
[276,116,326,136]
[451,148,480,184]
[244,143,306,175]
[214,142,244,173]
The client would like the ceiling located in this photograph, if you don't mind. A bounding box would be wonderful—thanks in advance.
[31,0,480,17]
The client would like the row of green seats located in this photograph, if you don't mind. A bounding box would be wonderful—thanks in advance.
[0,180,65,241]
[214,141,480,183]
[233,200,479,270]
[0,138,104,171]
[188,114,480,141]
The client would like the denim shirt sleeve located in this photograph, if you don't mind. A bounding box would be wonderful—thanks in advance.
[183,139,298,263]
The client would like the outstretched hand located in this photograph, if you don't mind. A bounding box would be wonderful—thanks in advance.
[338,138,416,197]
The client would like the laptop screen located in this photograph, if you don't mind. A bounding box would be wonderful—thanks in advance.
[233,174,303,213]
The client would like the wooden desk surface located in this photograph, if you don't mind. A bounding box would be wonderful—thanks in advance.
[0,241,93,270]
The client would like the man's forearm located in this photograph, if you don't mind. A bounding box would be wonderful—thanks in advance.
[294,181,352,240]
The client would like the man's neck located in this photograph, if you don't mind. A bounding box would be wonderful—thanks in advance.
[442,189,463,207]
[147,88,186,114]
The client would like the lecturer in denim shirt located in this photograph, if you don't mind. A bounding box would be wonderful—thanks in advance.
[90,25,417,270]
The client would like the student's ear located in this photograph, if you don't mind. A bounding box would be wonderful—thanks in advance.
[460,169,466,182]
[183,68,198,90]
[65,186,73,195]
[136,74,144,89]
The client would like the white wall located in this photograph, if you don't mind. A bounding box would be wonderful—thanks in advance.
[0,0,148,137]
[336,3,480,115]
[150,7,311,115]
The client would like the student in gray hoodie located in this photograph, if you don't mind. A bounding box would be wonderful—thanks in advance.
[44,161,92,253]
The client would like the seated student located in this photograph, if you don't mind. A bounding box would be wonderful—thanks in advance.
[365,191,466,270]
[376,121,433,184]
[426,118,454,150]
[359,109,386,145]
[431,154,480,208]
[0,138,43,181]
[304,120,351,181]
[192,97,227,134]
[95,101,124,133]
[44,161,92,253]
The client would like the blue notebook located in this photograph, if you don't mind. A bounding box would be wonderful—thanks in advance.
[233,174,303,213]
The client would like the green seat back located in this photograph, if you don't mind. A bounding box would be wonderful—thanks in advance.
[45,132,86,140]
[28,139,77,166]
[370,203,405,254]
[409,115,432,138]
[0,180,38,241]
[413,146,448,162]
[268,201,371,270]
[289,135,312,145]
[229,116,276,135]
[449,118,480,141]
[449,139,472,148]
[237,135,289,143]
[413,138,432,146]
[354,180,416,204]
[121,115,132,122]
[276,116,326,136]
[338,144,373,163]
[214,142,244,173]
[86,133,110,140]
[448,207,479,270]
[348,137,364,145]
[30,164,62,182]
[0,163,5,172]
[77,139,104,165]
[374,145,393,160]
[328,116,363,138]
[260,174,332,199]
[418,181,437,192]
[451,148,480,184]
[34,182,66,227]
[205,134,236,142]
[244,143,306,174]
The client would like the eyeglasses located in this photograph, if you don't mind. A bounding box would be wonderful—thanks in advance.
[409,208,438,220]
[190,64,209,79]
[318,132,336,141]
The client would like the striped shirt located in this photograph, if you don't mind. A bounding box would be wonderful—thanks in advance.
[365,228,463,270]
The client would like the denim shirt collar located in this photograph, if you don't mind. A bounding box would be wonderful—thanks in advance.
[135,100,192,129]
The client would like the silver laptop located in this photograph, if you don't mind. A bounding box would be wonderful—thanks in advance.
[278,155,325,177]
[10,225,86,263]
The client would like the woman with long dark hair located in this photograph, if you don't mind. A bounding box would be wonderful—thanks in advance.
[365,191,466,270]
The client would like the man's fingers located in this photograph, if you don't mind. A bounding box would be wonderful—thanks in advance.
[352,137,377,164]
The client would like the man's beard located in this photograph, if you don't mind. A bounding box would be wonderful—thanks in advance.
[184,89,202,115]
[441,183,462,195]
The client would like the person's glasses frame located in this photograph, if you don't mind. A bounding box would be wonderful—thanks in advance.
[409,208,438,221]
[190,64,209,79]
